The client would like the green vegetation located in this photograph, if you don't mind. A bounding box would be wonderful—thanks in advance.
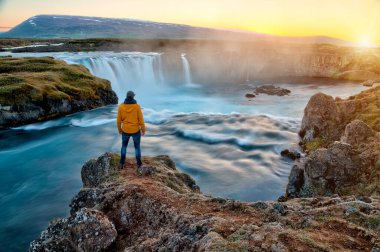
[0,56,111,106]
[342,86,380,132]
[345,212,380,231]
[304,137,327,153]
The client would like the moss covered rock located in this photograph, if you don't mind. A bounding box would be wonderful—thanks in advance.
[0,56,117,128]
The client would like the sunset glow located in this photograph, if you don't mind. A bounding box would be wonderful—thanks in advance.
[0,0,380,44]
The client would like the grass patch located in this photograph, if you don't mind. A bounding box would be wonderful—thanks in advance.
[304,138,327,153]
[0,57,112,106]
[345,212,380,231]
[338,86,380,132]
[296,231,333,252]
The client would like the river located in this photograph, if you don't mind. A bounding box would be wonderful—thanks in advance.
[0,51,369,251]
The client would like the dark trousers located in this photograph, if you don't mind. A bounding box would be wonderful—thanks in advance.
[120,131,142,166]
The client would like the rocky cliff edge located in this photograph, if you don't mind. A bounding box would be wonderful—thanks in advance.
[30,153,380,252]
[287,86,380,198]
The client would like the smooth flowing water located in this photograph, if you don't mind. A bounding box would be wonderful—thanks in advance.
[0,51,369,251]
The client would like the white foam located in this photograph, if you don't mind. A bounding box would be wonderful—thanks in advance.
[70,118,115,127]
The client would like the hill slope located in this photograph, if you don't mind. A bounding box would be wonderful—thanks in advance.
[0,15,352,45]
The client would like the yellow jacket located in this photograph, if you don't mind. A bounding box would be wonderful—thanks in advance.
[117,103,145,134]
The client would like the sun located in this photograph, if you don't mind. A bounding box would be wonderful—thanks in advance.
[358,36,375,48]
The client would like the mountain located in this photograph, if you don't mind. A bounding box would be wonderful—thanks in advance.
[0,15,258,40]
[0,15,353,45]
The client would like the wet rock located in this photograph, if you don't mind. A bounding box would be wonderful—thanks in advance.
[281,149,301,160]
[286,163,305,198]
[341,119,374,146]
[299,93,341,141]
[81,153,113,188]
[245,93,256,98]
[254,85,291,96]
[29,208,117,252]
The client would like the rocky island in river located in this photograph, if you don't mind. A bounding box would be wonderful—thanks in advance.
[0,56,117,129]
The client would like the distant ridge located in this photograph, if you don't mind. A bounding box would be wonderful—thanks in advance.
[0,14,354,45]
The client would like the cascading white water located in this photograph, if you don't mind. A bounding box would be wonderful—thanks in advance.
[74,52,165,100]
[181,53,192,85]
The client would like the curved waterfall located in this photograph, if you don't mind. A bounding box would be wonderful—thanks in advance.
[71,52,166,99]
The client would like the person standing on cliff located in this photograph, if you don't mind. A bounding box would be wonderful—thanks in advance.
[117,91,146,169]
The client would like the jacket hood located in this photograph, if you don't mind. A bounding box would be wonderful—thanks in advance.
[124,98,137,104]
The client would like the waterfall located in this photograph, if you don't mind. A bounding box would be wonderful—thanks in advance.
[69,52,165,101]
[181,53,192,85]
[50,51,201,103]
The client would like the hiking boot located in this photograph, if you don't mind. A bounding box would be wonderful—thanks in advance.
[119,163,124,170]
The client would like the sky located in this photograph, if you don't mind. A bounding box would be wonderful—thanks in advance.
[0,0,380,44]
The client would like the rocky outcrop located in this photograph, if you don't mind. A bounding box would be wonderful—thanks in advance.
[289,87,380,198]
[341,119,374,146]
[254,85,291,96]
[304,142,362,194]
[30,208,117,252]
[30,153,380,252]
[299,92,341,142]
[0,57,118,129]
[280,149,301,160]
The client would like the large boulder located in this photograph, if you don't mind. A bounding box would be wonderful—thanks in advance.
[81,153,113,188]
[299,93,341,141]
[286,163,305,197]
[304,141,362,194]
[341,119,374,146]
[29,208,117,252]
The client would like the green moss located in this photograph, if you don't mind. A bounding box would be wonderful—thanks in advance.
[0,76,25,86]
[0,57,113,106]
[304,138,326,153]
